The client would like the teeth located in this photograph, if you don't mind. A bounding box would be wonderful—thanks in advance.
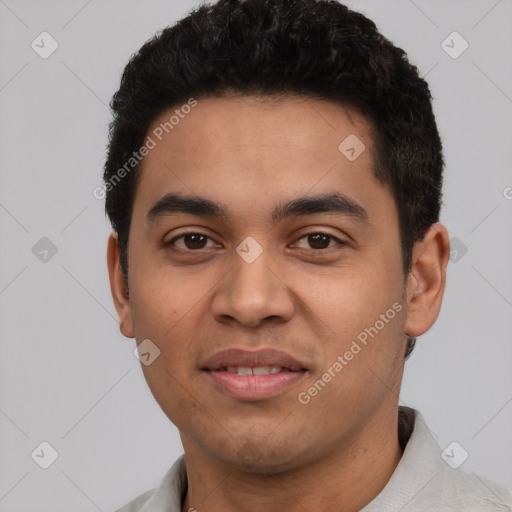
[252,366,271,375]
[225,366,283,375]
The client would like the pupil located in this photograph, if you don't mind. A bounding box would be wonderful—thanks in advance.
[309,234,329,249]
[185,234,206,249]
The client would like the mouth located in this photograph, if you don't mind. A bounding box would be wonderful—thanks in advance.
[213,365,295,375]
[201,348,308,401]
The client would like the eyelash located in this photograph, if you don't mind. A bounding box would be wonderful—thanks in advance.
[166,231,347,253]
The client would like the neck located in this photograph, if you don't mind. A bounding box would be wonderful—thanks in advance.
[181,406,405,512]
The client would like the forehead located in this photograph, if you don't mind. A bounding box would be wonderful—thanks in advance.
[131,95,393,227]
[144,94,372,162]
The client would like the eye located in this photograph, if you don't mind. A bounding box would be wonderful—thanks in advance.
[167,232,219,251]
[165,231,346,253]
[292,232,346,251]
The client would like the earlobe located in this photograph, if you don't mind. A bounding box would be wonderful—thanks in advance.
[107,232,135,339]
[404,222,450,338]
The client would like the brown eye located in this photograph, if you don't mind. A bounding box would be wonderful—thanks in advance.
[182,234,208,249]
[167,232,217,251]
[307,233,331,249]
[293,232,344,251]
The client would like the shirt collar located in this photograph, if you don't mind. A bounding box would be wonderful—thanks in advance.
[361,409,445,511]
[138,408,439,512]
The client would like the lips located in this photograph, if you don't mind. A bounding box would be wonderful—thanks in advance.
[202,348,306,372]
[202,348,308,401]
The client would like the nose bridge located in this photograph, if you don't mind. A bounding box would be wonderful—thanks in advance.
[234,249,276,298]
[211,239,294,327]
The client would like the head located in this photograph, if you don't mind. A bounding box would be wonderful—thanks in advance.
[105,0,449,473]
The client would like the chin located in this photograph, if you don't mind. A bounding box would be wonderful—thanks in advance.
[212,438,313,475]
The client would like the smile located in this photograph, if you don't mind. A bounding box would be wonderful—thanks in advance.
[202,348,308,401]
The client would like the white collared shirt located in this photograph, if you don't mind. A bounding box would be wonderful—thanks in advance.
[115,411,512,511]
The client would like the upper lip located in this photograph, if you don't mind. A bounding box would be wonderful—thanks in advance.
[201,348,307,372]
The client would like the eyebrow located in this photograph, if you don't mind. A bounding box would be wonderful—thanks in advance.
[146,192,369,226]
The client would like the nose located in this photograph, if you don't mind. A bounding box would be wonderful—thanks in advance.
[211,244,295,328]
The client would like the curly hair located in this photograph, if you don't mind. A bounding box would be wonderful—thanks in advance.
[104,0,444,359]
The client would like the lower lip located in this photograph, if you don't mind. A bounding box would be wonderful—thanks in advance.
[205,370,306,401]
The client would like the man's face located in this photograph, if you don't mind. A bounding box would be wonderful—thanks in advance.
[123,96,409,472]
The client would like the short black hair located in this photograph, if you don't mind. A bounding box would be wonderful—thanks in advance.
[104,0,444,359]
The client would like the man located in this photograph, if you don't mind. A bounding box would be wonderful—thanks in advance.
[104,0,512,510]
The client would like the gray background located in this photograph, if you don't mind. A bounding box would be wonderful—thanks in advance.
[0,0,511,510]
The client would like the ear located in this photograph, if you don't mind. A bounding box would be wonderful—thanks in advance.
[107,232,134,338]
[404,222,450,337]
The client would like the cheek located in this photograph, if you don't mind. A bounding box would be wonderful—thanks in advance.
[298,304,405,429]
[296,264,406,396]
[295,264,399,342]
[130,263,206,338]
[129,273,208,408]
[132,278,204,424]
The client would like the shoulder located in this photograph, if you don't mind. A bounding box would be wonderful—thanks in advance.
[113,455,187,512]
[404,412,512,511]
[114,488,155,512]
[364,409,512,512]
[431,468,512,511]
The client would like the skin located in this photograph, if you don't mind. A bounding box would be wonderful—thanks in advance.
[107,95,450,512]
